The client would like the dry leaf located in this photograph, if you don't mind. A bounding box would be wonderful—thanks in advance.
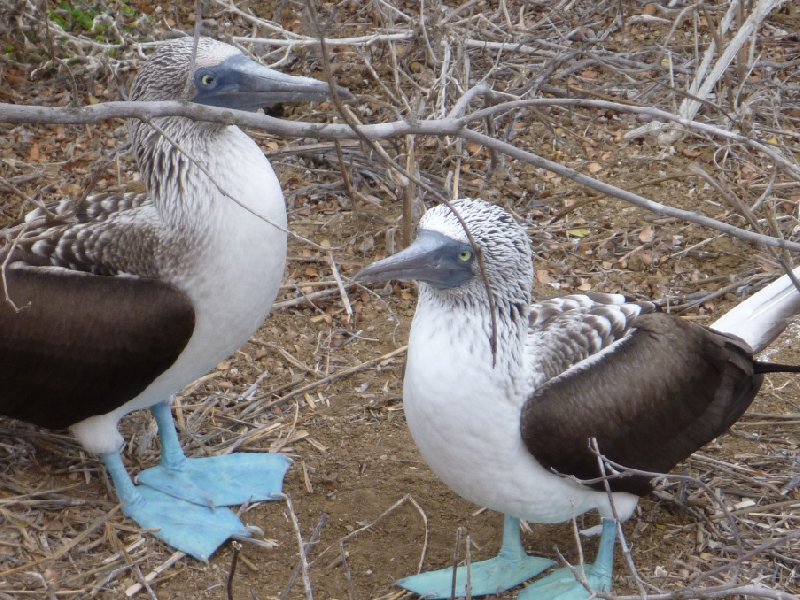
[587,162,602,174]
[536,269,551,284]
[639,226,654,243]
[28,141,39,161]
[567,228,590,238]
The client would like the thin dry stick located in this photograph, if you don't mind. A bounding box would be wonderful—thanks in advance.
[338,540,357,600]
[334,494,429,577]
[282,493,314,600]
[403,135,417,248]
[598,583,799,600]
[124,552,186,598]
[328,252,353,317]
[333,138,357,205]
[591,438,648,597]
[546,520,595,594]
[226,541,241,600]
[464,533,472,600]
[273,285,356,311]
[449,527,464,600]
[113,534,158,600]
[1,222,32,312]
[280,513,329,600]
[266,345,407,407]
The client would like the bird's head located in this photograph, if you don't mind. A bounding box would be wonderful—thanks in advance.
[131,36,351,110]
[358,199,534,307]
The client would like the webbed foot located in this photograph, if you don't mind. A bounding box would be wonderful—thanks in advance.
[397,514,554,598]
[519,519,617,600]
[102,451,247,561]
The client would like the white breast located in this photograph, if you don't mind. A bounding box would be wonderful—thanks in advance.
[139,127,287,409]
[71,127,287,454]
[403,301,639,524]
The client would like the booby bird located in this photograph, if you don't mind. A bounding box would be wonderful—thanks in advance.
[0,36,346,560]
[358,198,800,599]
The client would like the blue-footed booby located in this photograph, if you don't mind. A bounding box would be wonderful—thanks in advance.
[357,198,800,599]
[0,36,347,560]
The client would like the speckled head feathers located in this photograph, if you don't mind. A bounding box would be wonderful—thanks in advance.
[419,199,534,306]
[131,37,241,102]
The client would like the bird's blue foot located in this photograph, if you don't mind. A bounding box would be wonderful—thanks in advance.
[136,401,291,507]
[398,515,554,598]
[518,519,617,600]
[138,452,292,507]
[102,452,247,561]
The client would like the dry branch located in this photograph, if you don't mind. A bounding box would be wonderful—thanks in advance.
[2,96,797,254]
[628,0,790,144]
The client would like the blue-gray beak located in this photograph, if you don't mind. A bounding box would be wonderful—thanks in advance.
[193,54,352,110]
[356,230,476,290]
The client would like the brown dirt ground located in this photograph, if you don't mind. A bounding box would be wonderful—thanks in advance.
[1,1,799,599]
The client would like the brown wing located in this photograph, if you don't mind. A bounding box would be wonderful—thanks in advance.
[521,312,760,496]
[0,267,195,430]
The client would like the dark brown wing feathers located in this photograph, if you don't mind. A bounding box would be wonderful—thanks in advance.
[0,268,195,430]
[521,313,762,496]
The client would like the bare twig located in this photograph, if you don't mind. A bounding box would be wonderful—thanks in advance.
[282,494,314,600]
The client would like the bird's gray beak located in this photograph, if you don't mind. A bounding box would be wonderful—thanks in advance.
[193,54,353,111]
[356,230,476,290]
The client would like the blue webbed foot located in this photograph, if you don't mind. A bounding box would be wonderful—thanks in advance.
[398,553,554,599]
[519,519,617,600]
[138,453,292,507]
[398,515,554,599]
[102,452,247,561]
[518,563,612,600]
[136,401,291,507]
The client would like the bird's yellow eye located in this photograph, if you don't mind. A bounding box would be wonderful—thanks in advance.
[459,250,473,262]
[200,74,215,86]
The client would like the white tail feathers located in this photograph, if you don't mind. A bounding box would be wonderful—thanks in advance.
[711,267,800,353]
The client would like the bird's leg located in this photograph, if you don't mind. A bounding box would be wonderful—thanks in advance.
[518,518,616,600]
[397,514,554,599]
[151,399,188,470]
[102,449,145,509]
[137,400,291,508]
[100,450,247,561]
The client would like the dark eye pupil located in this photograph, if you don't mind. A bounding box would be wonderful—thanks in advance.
[203,75,214,84]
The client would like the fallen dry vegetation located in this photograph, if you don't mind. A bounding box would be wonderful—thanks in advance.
[0,0,798,598]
